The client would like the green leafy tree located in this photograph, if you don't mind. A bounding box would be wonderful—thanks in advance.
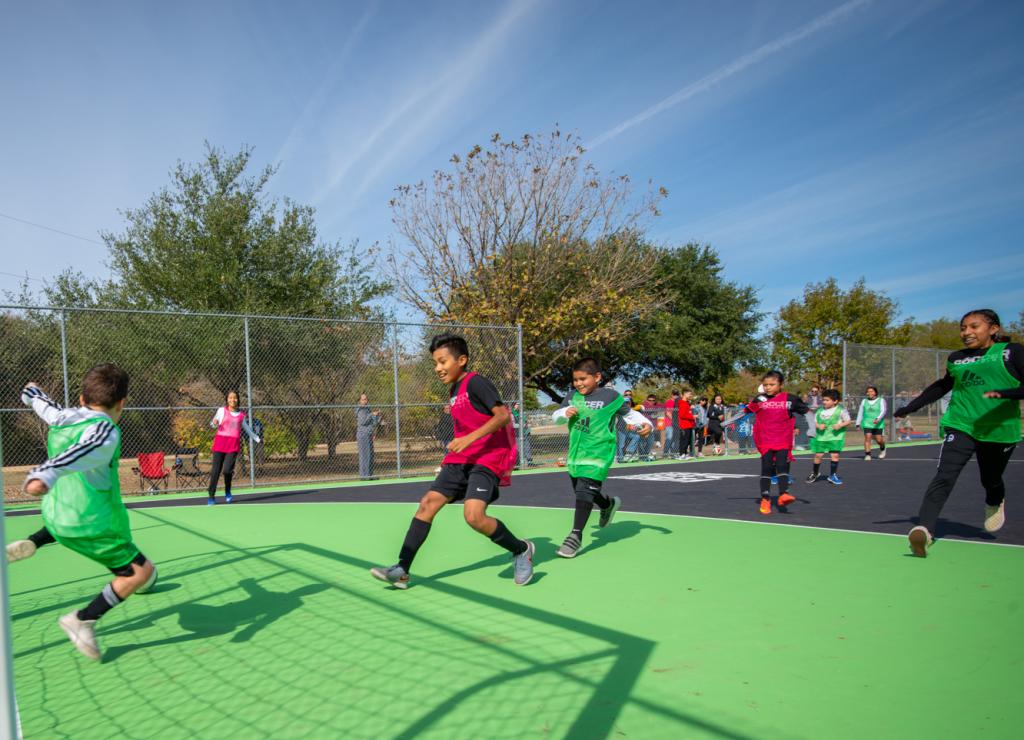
[906,318,963,350]
[769,278,911,388]
[598,243,762,392]
[27,144,392,460]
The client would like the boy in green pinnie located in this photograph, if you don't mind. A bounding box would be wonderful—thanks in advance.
[11,364,157,661]
[552,358,653,558]
[806,389,852,485]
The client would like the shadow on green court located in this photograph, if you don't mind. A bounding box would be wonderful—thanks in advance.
[12,508,758,739]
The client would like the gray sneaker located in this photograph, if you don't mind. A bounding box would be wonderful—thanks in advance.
[513,540,535,585]
[58,611,101,660]
[6,539,37,562]
[599,496,621,528]
[370,564,409,590]
[556,533,581,558]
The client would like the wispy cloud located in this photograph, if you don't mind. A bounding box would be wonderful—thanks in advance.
[310,0,539,211]
[587,0,873,149]
[271,2,379,171]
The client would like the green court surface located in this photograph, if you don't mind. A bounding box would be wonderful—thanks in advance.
[6,503,1023,739]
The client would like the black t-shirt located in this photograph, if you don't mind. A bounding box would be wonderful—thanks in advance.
[900,342,1024,413]
[450,374,503,416]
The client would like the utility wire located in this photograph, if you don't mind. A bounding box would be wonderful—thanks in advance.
[0,210,104,245]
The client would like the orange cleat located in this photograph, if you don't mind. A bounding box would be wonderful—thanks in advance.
[759,497,771,515]
[777,493,796,507]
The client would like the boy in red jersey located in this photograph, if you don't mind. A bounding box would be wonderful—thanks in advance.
[746,371,809,515]
[370,334,535,588]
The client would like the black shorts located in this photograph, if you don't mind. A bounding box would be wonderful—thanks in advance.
[570,475,604,502]
[862,427,884,436]
[431,463,500,504]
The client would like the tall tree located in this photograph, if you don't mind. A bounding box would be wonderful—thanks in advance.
[100,143,387,317]
[599,243,762,392]
[769,278,911,387]
[388,128,668,400]
[906,318,963,350]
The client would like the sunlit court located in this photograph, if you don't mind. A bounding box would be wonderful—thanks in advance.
[6,444,1023,738]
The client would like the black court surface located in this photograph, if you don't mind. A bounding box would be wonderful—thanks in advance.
[79,441,1024,547]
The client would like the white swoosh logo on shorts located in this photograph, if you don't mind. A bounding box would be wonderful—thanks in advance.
[476,487,488,492]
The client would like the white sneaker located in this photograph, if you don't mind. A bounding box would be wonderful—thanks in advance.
[879,450,887,459]
[984,502,1006,533]
[908,526,933,558]
[6,539,37,562]
[58,611,101,660]
[864,454,871,461]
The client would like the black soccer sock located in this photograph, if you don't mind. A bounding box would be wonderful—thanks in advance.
[593,491,612,510]
[489,519,527,555]
[878,441,886,451]
[28,527,56,548]
[77,583,123,622]
[830,460,839,476]
[573,500,594,536]
[812,462,821,476]
[398,517,431,571]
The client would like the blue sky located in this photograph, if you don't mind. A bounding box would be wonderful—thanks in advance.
[1,0,1022,326]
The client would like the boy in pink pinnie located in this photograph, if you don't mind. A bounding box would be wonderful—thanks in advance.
[370,334,535,589]
[746,371,809,515]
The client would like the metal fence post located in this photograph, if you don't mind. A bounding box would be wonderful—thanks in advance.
[0,420,23,740]
[516,324,525,469]
[391,322,402,478]
[890,346,897,435]
[244,316,256,488]
[59,310,70,406]
[841,341,847,406]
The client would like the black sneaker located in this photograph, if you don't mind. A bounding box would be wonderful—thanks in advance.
[556,533,581,558]
[805,473,819,483]
[599,496,622,528]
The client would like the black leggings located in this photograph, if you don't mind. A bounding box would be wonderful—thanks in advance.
[918,429,1016,534]
[760,450,791,494]
[208,451,239,496]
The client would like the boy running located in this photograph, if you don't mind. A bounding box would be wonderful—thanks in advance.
[747,371,810,514]
[806,389,852,485]
[552,358,653,558]
[12,364,157,660]
[370,334,534,587]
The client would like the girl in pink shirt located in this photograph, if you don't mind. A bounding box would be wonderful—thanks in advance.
[746,371,809,515]
[207,390,260,505]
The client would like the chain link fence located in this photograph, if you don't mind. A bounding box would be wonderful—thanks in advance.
[1,305,523,503]
[843,341,948,441]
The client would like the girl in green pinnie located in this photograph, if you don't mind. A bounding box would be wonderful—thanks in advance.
[895,310,1024,557]
[551,358,653,558]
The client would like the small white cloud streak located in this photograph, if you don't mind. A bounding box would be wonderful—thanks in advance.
[272,2,379,170]
[587,0,873,149]
[311,0,539,209]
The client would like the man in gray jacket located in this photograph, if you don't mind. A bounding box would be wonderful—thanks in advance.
[356,393,382,479]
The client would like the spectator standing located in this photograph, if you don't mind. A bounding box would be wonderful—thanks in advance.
[706,394,726,455]
[675,390,696,459]
[805,384,823,444]
[692,397,709,457]
[662,390,679,458]
[511,402,533,466]
[356,393,383,480]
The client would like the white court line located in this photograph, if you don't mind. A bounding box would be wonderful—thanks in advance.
[117,500,1024,551]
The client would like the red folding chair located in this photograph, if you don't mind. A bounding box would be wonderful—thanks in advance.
[132,452,170,493]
